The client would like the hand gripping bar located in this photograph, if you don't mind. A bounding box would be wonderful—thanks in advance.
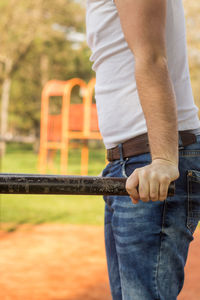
[0,173,175,196]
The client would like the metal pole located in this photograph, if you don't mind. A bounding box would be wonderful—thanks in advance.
[0,173,175,196]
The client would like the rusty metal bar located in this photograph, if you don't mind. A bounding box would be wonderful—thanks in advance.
[0,173,175,196]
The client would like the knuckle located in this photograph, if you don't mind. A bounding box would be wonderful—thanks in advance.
[150,191,157,196]
[151,171,157,179]
[160,192,166,196]
[160,176,170,183]
[141,170,148,177]
[160,193,167,199]
[139,192,146,198]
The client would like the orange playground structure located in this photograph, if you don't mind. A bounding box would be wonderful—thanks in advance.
[38,78,103,175]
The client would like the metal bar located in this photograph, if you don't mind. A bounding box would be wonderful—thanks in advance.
[0,173,175,196]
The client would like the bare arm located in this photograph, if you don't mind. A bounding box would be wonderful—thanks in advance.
[115,0,178,165]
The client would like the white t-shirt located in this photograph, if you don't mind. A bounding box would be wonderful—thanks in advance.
[86,0,200,149]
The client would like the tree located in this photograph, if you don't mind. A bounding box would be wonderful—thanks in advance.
[183,0,200,108]
[0,0,91,154]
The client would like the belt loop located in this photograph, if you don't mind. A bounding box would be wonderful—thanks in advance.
[178,132,184,149]
[118,143,124,162]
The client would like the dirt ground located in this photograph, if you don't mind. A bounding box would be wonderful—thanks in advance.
[0,224,199,300]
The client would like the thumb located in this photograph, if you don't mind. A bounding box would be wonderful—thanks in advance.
[126,171,140,200]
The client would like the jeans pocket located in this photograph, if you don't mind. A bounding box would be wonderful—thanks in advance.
[187,169,200,234]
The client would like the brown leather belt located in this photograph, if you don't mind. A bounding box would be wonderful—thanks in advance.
[107,130,198,162]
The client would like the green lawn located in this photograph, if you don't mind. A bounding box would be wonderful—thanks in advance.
[0,143,107,231]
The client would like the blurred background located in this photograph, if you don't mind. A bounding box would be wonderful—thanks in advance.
[0,0,199,299]
[0,0,107,229]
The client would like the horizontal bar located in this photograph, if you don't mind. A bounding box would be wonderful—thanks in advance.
[0,173,175,197]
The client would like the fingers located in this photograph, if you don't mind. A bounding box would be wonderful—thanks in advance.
[126,167,171,204]
[159,176,170,201]
[127,169,150,203]
[138,172,150,202]
[126,171,140,204]
[149,176,160,201]
[130,196,139,205]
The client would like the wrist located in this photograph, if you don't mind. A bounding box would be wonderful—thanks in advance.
[152,157,178,167]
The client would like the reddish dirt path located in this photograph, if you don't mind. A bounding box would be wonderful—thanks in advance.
[0,224,199,300]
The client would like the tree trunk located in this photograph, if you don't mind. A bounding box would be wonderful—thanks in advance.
[35,53,49,153]
[0,59,12,157]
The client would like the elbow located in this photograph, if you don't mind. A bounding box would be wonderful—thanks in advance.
[133,49,169,82]
[134,50,168,69]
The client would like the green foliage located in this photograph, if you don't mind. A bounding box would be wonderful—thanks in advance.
[0,0,199,139]
[183,0,200,108]
[0,0,94,136]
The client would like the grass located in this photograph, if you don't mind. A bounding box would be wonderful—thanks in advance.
[0,143,107,231]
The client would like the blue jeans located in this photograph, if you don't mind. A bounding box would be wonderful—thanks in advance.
[102,134,200,300]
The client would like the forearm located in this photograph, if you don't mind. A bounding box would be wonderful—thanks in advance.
[135,56,179,165]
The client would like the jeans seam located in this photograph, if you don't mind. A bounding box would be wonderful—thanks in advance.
[186,174,192,234]
[186,172,195,234]
[155,199,167,300]
[104,196,114,212]
[102,163,114,211]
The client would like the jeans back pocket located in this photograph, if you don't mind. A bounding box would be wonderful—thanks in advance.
[187,169,200,234]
